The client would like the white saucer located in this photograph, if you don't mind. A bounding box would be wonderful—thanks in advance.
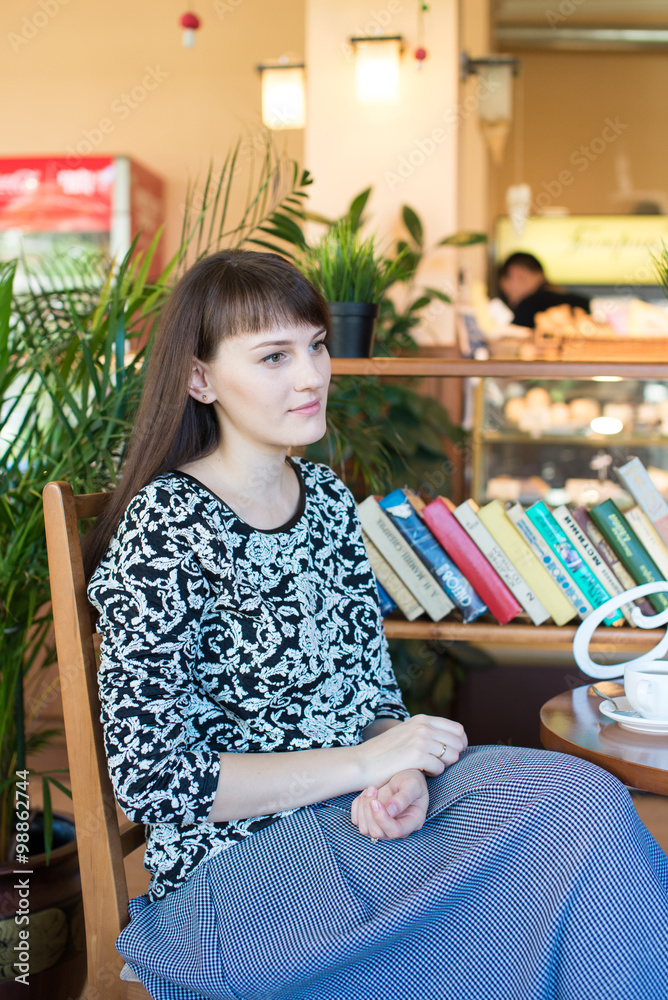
[599,697,668,734]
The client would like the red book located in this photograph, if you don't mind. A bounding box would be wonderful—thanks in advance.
[421,497,523,625]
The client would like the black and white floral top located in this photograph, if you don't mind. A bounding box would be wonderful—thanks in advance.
[88,458,408,899]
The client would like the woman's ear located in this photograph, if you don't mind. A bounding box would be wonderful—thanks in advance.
[188,359,213,403]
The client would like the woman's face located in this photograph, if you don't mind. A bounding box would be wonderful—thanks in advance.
[190,322,331,453]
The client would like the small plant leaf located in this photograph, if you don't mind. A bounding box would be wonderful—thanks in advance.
[438,231,487,246]
[402,205,424,249]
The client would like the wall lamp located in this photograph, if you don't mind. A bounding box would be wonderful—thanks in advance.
[460,51,520,164]
[256,58,306,130]
[349,35,404,104]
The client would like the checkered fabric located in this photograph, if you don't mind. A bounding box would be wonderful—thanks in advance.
[117,745,668,1000]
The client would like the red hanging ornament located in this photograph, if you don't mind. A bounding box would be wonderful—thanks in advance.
[415,2,429,69]
[179,12,201,48]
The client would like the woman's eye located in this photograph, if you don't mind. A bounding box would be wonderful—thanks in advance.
[263,352,284,364]
[311,340,328,353]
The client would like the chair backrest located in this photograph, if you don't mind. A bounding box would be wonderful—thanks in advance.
[43,481,149,999]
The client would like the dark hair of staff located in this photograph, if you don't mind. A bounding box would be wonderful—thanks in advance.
[498,250,591,328]
[83,248,668,999]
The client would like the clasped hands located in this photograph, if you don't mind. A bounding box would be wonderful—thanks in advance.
[351,714,467,842]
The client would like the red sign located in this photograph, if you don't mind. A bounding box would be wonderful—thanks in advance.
[0,156,114,233]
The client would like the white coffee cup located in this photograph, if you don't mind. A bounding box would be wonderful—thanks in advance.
[624,662,668,720]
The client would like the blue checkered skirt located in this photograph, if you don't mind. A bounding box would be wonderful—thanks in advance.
[117,746,668,1000]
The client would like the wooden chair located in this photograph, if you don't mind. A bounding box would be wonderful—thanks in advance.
[43,481,150,1000]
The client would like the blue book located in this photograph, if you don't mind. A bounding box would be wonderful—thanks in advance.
[379,488,487,623]
[375,580,396,617]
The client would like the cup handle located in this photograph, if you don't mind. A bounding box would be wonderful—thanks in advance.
[572,582,668,680]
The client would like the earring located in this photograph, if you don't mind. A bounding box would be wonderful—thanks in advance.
[202,394,208,401]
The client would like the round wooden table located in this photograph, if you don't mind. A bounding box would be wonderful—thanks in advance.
[540,684,668,796]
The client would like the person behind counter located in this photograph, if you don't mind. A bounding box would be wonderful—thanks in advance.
[498,251,590,328]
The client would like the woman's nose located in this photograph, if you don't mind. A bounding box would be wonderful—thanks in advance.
[294,348,329,389]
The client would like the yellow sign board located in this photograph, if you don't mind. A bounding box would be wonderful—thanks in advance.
[495,216,668,287]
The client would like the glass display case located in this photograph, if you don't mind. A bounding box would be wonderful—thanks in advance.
[470,376,668,508]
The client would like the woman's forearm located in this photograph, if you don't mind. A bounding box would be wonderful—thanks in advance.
[205,715,464,823]
[205,744,367,822]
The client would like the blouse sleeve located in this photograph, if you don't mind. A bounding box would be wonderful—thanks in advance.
[88,487,221,825]
[373,629,410,721]
[340,480,409,724]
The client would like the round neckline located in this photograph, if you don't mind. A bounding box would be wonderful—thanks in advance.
[172,457,306,535]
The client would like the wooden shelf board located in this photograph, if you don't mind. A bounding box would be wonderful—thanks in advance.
[479,432,665,447]
[330,357,668,380]
[382,618,665,649]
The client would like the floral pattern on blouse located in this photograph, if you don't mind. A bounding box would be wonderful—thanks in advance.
[88,458,408,899]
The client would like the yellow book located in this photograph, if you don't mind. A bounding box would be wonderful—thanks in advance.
[624,506,668,581]
[477,500,577,626]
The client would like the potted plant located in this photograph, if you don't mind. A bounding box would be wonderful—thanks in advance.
[297,217,407,357]
[0,251,155,998]
[0,140,315,994]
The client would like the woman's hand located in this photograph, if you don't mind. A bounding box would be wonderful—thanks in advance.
[351,768,429,841]
[357,713,467,789]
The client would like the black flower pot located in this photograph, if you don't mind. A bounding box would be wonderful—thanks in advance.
[327,301,380,358]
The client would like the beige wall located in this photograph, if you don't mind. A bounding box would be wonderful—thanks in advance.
[457,0,491,284]
[305,0,466,343]
[492,50,668,227]
[2,0,305,260]
[1,0,494,341]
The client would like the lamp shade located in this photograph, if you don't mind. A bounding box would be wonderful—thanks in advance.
[352,37,402,104]
[260,64,306,130]
[477,62,513,125]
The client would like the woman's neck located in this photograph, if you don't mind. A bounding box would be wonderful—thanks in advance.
[178,446,301,530]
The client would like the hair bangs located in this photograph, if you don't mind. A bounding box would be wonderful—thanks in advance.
[198,251,330,359]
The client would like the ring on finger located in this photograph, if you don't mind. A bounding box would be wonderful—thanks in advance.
[370,836,379,843]
[439,742,448,759]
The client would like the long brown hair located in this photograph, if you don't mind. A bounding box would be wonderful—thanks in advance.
[84,248,330,578]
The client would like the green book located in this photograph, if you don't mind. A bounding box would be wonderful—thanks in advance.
[589,499,668,613]
[525,500,623,626]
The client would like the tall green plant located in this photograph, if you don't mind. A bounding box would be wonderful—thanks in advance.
[297,218,407,303]
[0,249,158,862]
[0,140,314,863]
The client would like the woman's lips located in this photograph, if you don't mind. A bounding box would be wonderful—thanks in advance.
[290,399,321,415]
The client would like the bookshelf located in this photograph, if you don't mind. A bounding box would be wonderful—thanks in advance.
[330,357,668,380]
[330,355,668,652]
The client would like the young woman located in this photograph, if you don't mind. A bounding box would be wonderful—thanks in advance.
[86,249,668,1000]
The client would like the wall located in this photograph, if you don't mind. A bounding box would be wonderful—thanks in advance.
[305,0,464,343]
[457,0,491,285]
[0,0,492,342]
[492,50,668,232]
[1,0,305,261]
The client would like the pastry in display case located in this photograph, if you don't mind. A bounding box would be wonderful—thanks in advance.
[471,377,668,507]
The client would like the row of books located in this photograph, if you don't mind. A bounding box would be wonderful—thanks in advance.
[359,456,668,628]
